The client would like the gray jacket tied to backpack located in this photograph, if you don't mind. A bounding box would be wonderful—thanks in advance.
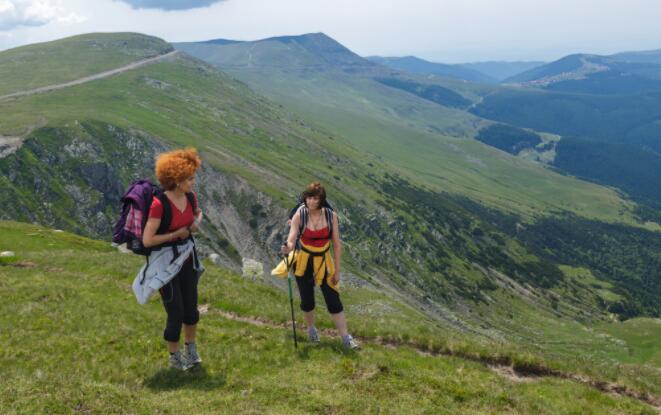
[132,240,205,305]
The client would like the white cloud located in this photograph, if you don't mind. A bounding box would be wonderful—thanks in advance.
[0,0,84,30]
[56,11,85,24]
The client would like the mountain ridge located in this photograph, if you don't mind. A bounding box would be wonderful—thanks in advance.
[176,32,375,72]
[367,55,497,83]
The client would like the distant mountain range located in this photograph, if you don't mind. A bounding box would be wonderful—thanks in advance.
[366,55,498,83]
[177,33,377,73]
[606,48,661,65]
[503,52,661,91]
[470,48,661,210]
[460,60,546,82]
[367,56,545,83]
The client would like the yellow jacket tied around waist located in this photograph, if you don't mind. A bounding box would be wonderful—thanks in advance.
[271,240,339,292]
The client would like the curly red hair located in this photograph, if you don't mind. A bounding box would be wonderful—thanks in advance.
[155,148,202,190]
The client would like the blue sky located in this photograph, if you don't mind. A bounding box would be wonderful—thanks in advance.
[1,0,660,63]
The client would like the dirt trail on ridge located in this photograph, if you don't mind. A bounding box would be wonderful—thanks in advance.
[0,50,179,102]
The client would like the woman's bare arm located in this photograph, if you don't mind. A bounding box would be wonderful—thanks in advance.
[282,211,301,254]
[142,217,190,248]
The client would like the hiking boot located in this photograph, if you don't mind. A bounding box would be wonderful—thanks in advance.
[308,327,320,344]
[342,334,360,350]
[184,342,202,365]
[169,350,192,371]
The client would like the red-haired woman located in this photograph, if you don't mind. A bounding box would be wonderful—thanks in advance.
[142,148,204,370]
[282,182,360,349]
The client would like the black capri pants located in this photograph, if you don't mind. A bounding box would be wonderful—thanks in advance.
[295,256,343,314]
[159,256,200,342]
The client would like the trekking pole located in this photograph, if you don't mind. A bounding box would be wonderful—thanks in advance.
[282,239,298,349]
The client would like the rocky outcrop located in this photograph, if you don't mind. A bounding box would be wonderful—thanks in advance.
[0,120,289,275]
[0,136,23,158]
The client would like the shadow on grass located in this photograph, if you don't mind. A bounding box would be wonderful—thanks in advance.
[144,364,227,391]
[290,336,360,360]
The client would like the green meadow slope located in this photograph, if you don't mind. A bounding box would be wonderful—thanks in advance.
[0,32,172,97]
[0,221,659,414]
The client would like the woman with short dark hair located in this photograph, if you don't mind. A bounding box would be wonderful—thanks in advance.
[282,182,360,349]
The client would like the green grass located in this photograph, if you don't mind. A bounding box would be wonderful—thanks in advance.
[475,288,661,396]
[0,220,657,414]
[596,319,661,366]
[0,32,171,96]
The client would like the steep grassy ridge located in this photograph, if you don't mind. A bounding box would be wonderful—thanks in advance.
[0,32,172,97]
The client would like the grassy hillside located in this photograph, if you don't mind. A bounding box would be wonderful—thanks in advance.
[471,86,661,207]
[1,221,658,414]
[503,54,589,84]
[478,51,661,210]
[0,31,656,324]
[0,32,172,97]
[177,33,373,72]
[175,33,661,321]
[175,36,642,225]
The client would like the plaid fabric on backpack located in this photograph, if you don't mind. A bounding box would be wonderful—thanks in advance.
[124,204,143,239]
[112,179,158,255]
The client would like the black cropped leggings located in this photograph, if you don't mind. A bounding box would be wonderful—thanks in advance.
[295,257,343,314]
[159,256,199,342]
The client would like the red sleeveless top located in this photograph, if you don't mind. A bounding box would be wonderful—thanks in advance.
[301,226,330,247]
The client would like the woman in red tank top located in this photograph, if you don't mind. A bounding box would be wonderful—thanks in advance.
[142,148,205,370]
[282,182,360,349]
[300,225,330,247]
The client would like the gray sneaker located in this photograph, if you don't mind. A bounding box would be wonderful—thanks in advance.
[342,335,360,350]
[184,342,202,365]
[169,350,192,370]
[308,328,320,344]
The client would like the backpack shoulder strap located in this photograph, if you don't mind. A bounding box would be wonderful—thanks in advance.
[298,206,308,238]
[186,192,197,212]
[325,207,334,238]
[288,201,304,220]
[155,192,172,235]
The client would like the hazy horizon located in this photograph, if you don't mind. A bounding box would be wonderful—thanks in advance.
[1,0,660,63]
